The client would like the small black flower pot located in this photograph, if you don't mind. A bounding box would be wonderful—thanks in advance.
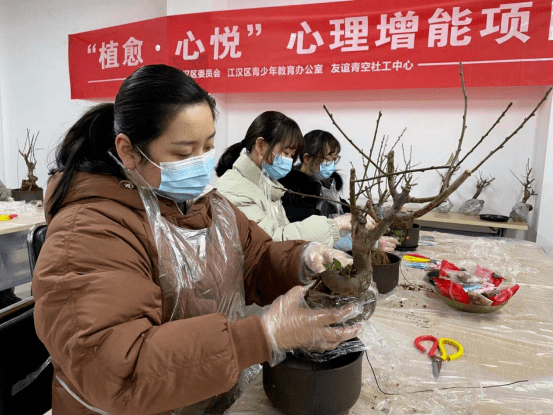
[372,252,401,294]
[389,223,420,251]
[11,189,43,202]
[263,346,363,415]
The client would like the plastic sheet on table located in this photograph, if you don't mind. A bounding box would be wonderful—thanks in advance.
[0,200,40,214]
[225,231,553,415]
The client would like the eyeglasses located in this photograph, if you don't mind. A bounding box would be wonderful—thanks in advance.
[318,155,341,166]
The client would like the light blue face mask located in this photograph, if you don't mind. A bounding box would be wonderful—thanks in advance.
[139,148,216,203]
[262,153,293,180]
[313,162,336,180]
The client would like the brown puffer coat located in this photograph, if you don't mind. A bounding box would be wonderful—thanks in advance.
[32,172,308,415]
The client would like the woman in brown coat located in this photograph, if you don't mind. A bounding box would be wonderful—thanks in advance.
[32,65,359,415]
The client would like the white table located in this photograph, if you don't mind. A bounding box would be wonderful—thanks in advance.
[227,231,553,415]
[415,211,528,237]
[0,203,45,290]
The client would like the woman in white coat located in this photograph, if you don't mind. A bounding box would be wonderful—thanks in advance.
[215,111,351,246]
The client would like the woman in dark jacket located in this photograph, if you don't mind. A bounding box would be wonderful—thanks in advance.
[279,130,350,223]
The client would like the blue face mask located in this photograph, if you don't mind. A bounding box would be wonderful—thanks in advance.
[139,149,216,203]
[314,162,336,180]
[262,153,293,180]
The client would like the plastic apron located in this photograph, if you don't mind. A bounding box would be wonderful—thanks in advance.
[132,169,248,415]
[60,159,249,415]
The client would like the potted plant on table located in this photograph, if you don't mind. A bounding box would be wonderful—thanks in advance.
[263,64,552,415]
[459,171,495,216]
[509,159,537,222]
[11,129,43,203]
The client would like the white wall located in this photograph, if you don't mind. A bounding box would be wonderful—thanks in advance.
[0,0,167,190]
[0,0,551,248]
[537,102,553,258]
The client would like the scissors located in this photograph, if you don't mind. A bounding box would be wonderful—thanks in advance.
[403,254,437,263]
[414,335,464,378]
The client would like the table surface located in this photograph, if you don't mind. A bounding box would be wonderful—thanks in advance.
[415,211,528,230]
[0,205,45,236]
[227,231,553,415]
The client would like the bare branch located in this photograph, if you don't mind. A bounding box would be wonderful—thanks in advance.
[471,86,553,173]
[456,103,512,167]
[442,62,468,188]
[353,164,451,182]
[413,170,472,218]
[324,105,385,174]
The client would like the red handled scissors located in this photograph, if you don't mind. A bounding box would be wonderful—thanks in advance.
[414,335,464,378]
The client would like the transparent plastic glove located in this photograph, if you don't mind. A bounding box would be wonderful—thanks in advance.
[364,214,377,231]
[333,233,352,252]
[302,242,353,275]
[377,236,398,253]
[261,285,361,364]
[331,213,352,231]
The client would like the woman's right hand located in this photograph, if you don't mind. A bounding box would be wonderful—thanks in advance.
[261,286,360,356]
[331,213,352,231]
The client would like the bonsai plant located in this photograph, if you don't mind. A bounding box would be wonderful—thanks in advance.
[459,171,494,215]
[509,158,537,222]
[264,64,551,415]
[304,63,551,327]
[12,129,43,202]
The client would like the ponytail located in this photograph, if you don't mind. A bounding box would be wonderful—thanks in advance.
[215,141,246,177]
[48,64,218,218]
[49,103,119,217]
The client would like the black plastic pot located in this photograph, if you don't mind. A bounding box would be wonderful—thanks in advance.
[389,223,420,250]
[263,347,363,415]
[11,189,43,202]
[372,252,401,294]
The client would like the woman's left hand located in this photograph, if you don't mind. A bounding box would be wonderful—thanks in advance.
[377,236,398,253]
[302,242,353,274]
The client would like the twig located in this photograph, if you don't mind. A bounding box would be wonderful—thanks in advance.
[324,105,385,174]
[442,62,468,188]
[353,164,451,182]
[456,103,512,167]
[471,86,552,173]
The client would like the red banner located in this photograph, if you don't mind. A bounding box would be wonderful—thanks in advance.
[69,0,553,98]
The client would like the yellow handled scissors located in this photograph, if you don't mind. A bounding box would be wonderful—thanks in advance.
[414,336,464,378]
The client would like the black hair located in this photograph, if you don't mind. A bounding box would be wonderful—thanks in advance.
[301,130,341,170]
[215,111,303,177]
[49,64,216,216]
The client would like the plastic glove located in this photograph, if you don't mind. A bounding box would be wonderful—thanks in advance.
[333,233,352,252]
[302,242,353,275]
[377,236,398,253]
[261,285,361,363]
[331,213,352,231]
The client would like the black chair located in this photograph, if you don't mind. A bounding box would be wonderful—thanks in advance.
[0,224,52,415]
[27,224,48,275]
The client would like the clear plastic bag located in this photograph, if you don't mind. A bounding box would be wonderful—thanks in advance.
[317,178,344,217]
[110,155,261,414]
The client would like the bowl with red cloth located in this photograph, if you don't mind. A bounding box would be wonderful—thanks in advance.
[427,260,519,313]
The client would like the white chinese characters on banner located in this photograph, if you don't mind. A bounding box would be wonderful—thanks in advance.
[184,65,325,79]
[375,11,419,49]
[332,60,413,73]
[95,37,144,69]
[175,31,205,60]
[480,2,533,44]
[329,16,369,52]
[287,21,325,54]
[210,26,242,60]
[99,41,119,69]
[428,7,472,47]
[122,37,143,66]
